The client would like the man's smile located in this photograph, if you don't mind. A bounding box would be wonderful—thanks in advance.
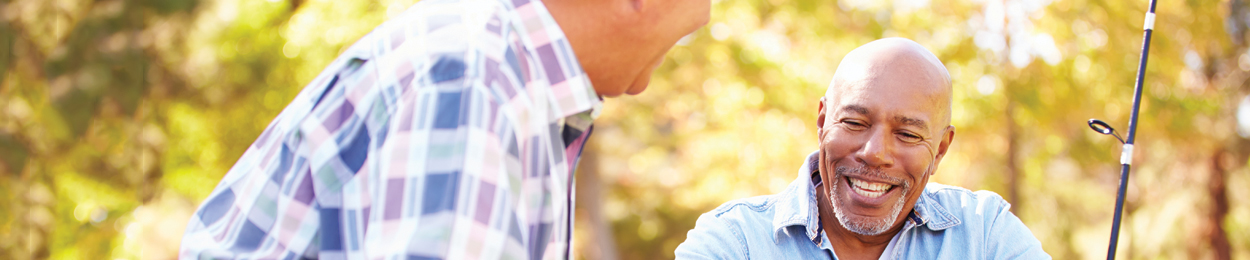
[847,176,897,199]
[837,173,908,210]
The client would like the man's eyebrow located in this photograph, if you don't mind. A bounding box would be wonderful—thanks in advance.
[894,116,929,132]
[839,105,929,132]
[840,105,869,115]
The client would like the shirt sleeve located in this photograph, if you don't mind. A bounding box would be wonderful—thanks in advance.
[675,212,749,260]
[179,56,368,260]
[986,203,1052,259]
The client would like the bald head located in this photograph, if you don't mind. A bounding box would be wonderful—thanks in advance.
[827,38,952,125]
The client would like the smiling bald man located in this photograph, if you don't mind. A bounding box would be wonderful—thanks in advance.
[675,38,1050,259]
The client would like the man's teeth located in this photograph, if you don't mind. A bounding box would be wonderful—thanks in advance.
[849,178,893,198]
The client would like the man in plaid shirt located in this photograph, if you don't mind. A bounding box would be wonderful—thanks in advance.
[179,0,709,258]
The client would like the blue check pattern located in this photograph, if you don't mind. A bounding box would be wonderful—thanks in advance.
[180,0,602,258]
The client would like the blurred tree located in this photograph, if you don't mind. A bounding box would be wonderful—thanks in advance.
[0,0,414,258]
[1,0,1248,259]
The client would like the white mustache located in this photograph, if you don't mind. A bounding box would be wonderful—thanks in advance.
[834,166,911,191]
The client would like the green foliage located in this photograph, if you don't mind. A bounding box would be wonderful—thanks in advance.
[1,0,1248,259]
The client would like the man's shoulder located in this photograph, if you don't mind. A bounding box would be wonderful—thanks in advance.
[703,194,780,220]
[689,193,789,238]
[390,0,511,26]
[677,194,781,258]
[923,183,1007,201]
[363,0,515,60]
[917,183,1050,258]
[675,195,768,258]
[921,183,1013,226]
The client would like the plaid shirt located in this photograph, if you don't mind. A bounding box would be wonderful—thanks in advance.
[180,0,601,258]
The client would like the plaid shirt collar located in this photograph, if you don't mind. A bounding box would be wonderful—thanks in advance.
[509,0,602,122]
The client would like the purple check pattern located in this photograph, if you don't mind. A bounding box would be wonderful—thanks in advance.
[180,0,602,258]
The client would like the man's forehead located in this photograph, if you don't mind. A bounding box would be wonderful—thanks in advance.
[826,38,953,126]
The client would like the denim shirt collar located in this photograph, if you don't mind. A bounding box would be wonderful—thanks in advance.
[771,151,962,244]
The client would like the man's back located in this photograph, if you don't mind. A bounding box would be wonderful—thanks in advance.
[180,0,601,258]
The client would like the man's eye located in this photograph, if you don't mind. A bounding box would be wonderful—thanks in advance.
[897,132,923,143]
[842,120,868,130]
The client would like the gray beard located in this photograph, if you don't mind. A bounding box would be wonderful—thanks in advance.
[829,166,910,236]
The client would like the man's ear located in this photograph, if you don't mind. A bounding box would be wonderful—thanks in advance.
[932,126,956,169]
[816,97,828,138]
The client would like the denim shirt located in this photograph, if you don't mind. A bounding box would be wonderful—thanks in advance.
[675,151,1050,259]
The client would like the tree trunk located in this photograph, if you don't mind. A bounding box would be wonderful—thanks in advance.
[1005,86,1022,213]
[1204,150,1232,260]
[575,147,619,260]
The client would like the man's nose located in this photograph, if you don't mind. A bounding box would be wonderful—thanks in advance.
[855,128,894,168]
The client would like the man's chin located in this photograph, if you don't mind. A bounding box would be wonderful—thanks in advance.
[832,202,897,235]
[624,76,651,95]
[591,79,647,97]
[838,215,894,236]
[625,84,648,95]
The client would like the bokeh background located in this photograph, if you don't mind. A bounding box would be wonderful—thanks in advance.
[2,0,1249,259]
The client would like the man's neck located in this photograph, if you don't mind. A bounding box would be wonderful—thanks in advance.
[816,184,904,260]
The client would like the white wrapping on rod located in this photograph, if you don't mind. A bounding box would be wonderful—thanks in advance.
[1120,144,1135,165]
[1144,13,1156,30]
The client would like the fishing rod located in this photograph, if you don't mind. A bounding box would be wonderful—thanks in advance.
[1085,0,1157,259]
